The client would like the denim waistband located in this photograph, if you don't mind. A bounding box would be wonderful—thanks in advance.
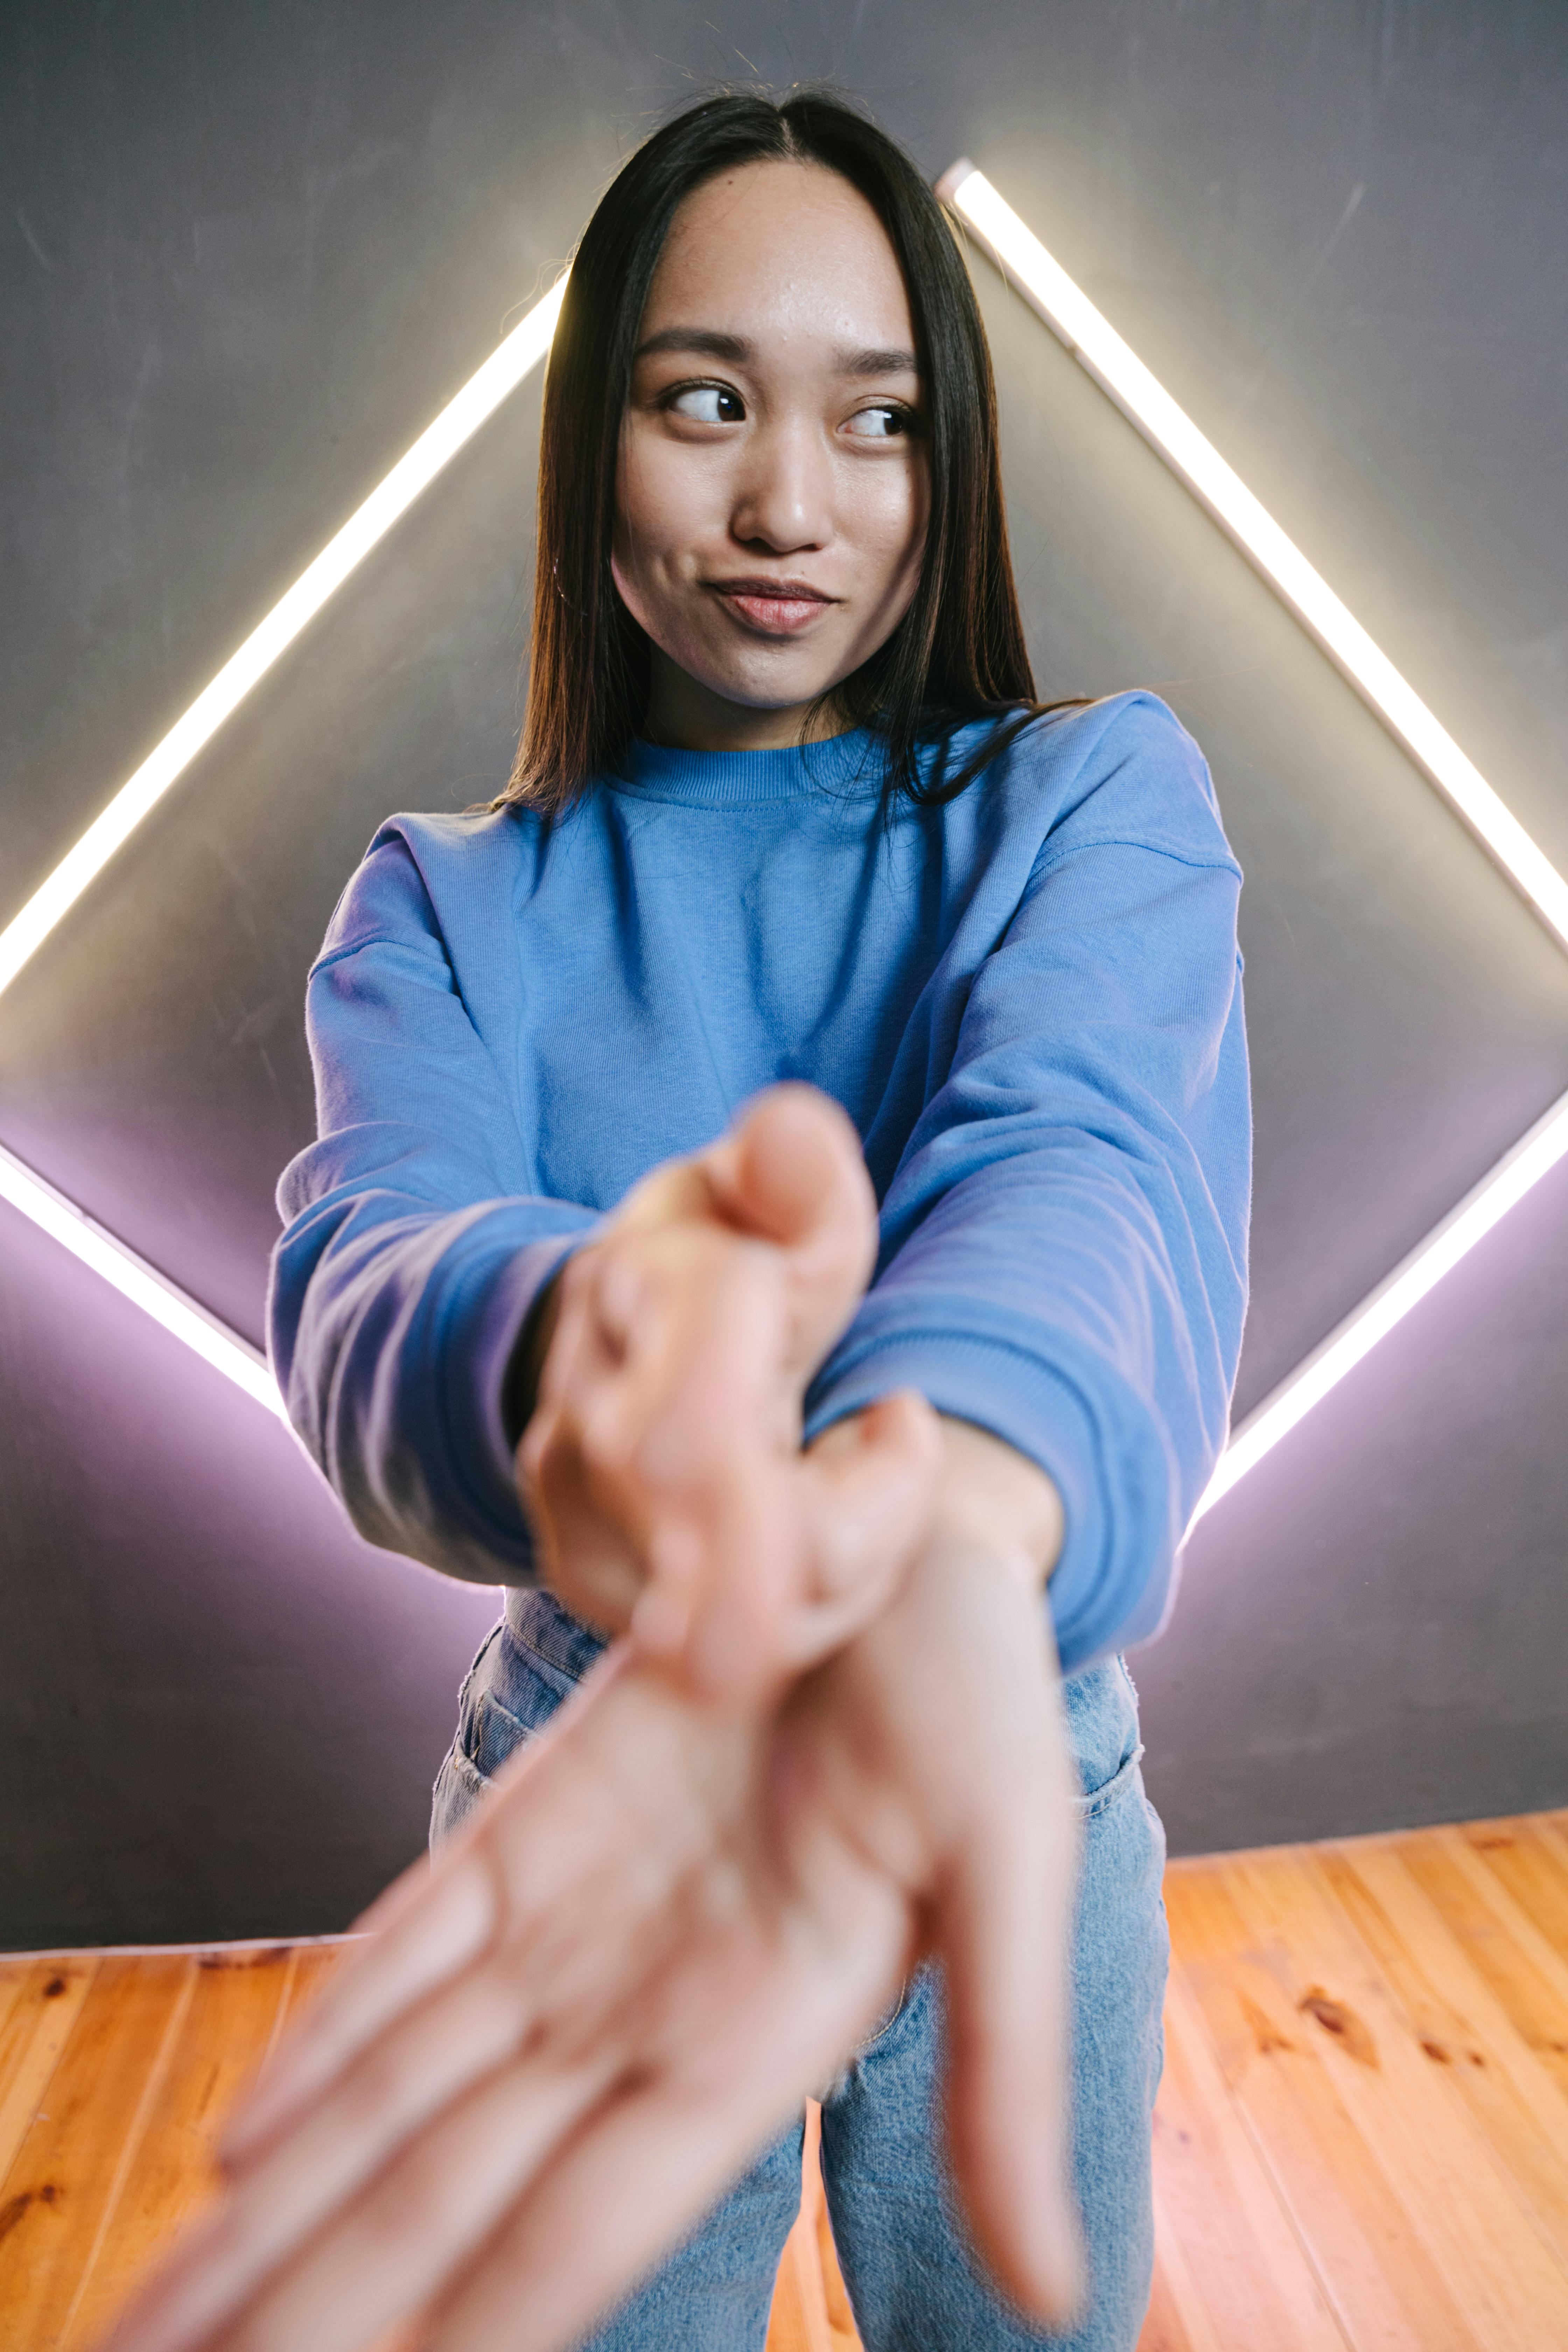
[502,1582,1142,1805]
[504,1582,612,1684]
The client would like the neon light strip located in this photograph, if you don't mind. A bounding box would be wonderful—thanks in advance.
[1193,1084,1568,1519]
[937,163,1568,952]
[0,1143,286,1420]
[0,275,567,1003]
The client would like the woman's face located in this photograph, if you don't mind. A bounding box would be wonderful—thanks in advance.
[613,159,929,751]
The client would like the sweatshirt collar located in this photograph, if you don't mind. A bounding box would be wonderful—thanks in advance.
[614,727,885,807]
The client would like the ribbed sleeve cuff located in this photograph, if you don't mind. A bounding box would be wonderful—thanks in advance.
[441,1213,602,1578]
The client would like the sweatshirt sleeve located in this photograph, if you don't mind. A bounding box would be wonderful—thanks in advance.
[268,823,596,1583]
[802,699,1251,1673]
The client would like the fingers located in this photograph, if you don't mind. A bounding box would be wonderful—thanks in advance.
[702,1086,879,1380]
[566,1229,791,1487]
[213,1955,554,2316]
[932,1708,1084,2328]
[532,1302,944,1702]
[525,1231,806,1697]
[109,1656,756,2352]
[520,1232,777,1651]
[422,1876,907,2352]
[226,1647,657,2173]
[708,1085,873,1254]
[651,1463,804,1702]
[521,1406,659,1635]
[421,2068,790,2352]
[110,2038,626,2352]
[524,1226,790,1531]
[224,1854,496,2169]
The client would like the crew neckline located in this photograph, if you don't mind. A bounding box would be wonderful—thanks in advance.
[613,727,887,807]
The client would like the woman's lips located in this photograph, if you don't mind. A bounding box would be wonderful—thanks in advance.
[709,580,836,635]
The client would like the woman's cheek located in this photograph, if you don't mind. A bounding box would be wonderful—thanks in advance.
[848,457,924,580]
[614,436,686,605]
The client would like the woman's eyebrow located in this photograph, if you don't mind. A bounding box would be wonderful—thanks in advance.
[634,327,920,377]
[836,344,920,378]
[635,326,751,362]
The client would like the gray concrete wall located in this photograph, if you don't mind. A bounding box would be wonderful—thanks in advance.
[3,0,1564,1943]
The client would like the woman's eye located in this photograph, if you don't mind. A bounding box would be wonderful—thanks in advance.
[668,384,746,425]
[845,404,910,440]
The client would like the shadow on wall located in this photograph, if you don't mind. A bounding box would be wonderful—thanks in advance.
[1136,1140,1568,1854]
[0,1198,498,1950]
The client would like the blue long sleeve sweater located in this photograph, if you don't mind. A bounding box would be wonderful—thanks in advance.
[270,690,1250,1674]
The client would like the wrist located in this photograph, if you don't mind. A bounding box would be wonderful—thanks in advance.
[926,1415,1063,1596]
[806,1408,1062,1596]
[503,1269,568,1450]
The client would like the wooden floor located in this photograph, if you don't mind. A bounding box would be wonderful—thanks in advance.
[3,1812,1567,2351]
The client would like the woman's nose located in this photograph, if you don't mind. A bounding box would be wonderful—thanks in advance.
[729,420,832,554]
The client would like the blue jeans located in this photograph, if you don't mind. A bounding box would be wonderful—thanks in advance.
[432,1589,1168,2351]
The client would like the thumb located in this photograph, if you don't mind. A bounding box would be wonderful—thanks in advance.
[704,1086,877,1374]
[932,1718,1084,2328]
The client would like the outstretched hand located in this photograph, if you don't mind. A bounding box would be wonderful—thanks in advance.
[103,1083,1080,2352]
[103,1529,1081,2352]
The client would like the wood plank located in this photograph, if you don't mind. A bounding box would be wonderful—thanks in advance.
[1149,1965,1348,2350]
[1531,1811,1568,1891]
[60,1944,299,2350]
[1429,1827,1568,2005]
[1395,1827,1568,2102]
[766,2107,833,2352]
[261,1938,350,2079]
[1163,1863,1477,2349]
[1320,1840,1568,2270]
[1216,1849,1568,2350]
[769,2215,835,2352]
[764,2102,861,2352]
[1459,1818,1568,1962]
[1146,2174,1225,2352]
[0,1959,98,2185]
[0,1964,30,2045]
[812,2180,859,2351]
[796,2103,859,2352]
[0,1954,194,2352]
[1136,2240,1201,2352]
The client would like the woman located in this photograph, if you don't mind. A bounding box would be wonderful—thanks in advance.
[111,88,1248,2352]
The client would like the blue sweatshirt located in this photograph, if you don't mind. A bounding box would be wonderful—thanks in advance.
[271,691,1250,1674]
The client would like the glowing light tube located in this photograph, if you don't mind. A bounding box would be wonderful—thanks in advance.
[0,274,568,1003]
[0,1143,287,1420]
[937,163,1568,953]
[1192,1084,1568,1521]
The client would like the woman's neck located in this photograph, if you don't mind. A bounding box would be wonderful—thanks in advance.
[640,652,854,754]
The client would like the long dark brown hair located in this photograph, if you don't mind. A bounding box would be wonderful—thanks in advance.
[500,89,1073,814]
